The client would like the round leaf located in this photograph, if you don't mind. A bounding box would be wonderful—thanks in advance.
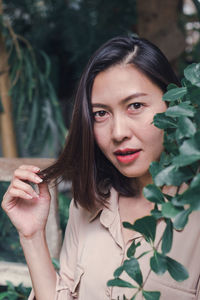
[114,266,124,278]
[166,256,189,281]
[161,202,183,218]
[107,278,136,288]
[142,290,161,300]
[161,219,173,254]
[131,216,157,242]
[173,209,191,230]
[165,103,195,118]
[143,184,165,204]
[123,258,143,286]
[162,87,187,101]
[150,252,167,275]
[153,113,177,129]
[184,63,200,87]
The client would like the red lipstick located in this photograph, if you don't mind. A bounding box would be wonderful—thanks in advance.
[114,148,141,164]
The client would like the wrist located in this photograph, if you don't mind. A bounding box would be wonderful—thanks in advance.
[19,230,46,245]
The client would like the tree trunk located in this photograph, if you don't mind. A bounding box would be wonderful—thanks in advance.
[136,0,185,62]
[0,0,17,157]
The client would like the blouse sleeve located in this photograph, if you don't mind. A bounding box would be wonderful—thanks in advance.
[28,199,80,300]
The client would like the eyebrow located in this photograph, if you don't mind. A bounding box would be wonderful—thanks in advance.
[92,92,148,108]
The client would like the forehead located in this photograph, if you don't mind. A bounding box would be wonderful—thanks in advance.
[91,64,162,103]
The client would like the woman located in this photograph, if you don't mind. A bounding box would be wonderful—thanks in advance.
[2,36,200,300]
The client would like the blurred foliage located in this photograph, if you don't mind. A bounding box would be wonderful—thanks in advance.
[108,63,200,299]
[0,182,25,263]
[0,14,66,157]
[58,191,71,239]
[178,0,200,75]
[2,0,137,133]
[0,281,31,300]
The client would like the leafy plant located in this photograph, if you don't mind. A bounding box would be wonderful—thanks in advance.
[107,63,200,299]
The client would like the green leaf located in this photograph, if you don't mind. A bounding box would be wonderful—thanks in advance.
[114,265,124,278]
[154,165,193,186]
[0,292,18,300]
[150,252,167,275]
[162,87,187,101]
[173,154,200,167]
[127,240,141,258]
[184,63,200,87]
[149,161,161,179]
[180,132,200,156]
[153,113,177,129]
[161,219,173,254]
[151,206,163,220]
[190,173,200,188]
[173,132,200,167]
[176,116,196,139]
[39,50,51,78]
[107,278,136,288]
[173,208,192,230]
[123,222,135,230]
[172,176,200,210]
[6,281,15,291]
[166,256,189,281]
[165,103,195,118]
[143,184,165,204]
[127,216,157,242]
[123,258,143,286]
[130,295,137,300]
[142,290,161,300]
[186,85,200,104]
[167,83,178,90]
[52,258,60,271]
[161,202,183,218]
[25,97,39,148]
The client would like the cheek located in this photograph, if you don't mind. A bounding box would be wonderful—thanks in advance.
[147,126,165,158]
[94,127,107,151]
[140,121,164,151]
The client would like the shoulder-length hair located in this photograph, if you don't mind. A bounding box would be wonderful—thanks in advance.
[42,35,180,211]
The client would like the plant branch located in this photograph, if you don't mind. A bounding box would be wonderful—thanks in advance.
[5,20,21,59]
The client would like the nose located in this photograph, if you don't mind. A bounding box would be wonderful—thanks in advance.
[111,114,132,143]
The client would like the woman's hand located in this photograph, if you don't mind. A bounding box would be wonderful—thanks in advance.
[1,165,51,238]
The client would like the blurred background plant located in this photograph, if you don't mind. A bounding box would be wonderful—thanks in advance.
[0,0,200,298]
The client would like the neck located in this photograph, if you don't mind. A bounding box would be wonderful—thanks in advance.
[131,172,153,197]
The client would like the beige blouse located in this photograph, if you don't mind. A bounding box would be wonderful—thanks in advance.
[29,188,200,300]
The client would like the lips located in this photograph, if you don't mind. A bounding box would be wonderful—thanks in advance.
[114,148,141,164]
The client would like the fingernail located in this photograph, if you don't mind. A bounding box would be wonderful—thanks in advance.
[33,167,40,172]
[26,194,33,199]
[35,177,43,183]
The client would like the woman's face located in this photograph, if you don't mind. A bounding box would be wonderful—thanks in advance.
[91,64,167,187]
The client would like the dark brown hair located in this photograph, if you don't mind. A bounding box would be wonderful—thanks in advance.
[42,36,180,211]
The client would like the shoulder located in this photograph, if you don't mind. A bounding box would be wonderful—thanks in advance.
[68,199,101,227]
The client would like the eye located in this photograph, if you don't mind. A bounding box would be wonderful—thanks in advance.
[93,110,109,122]
[128,102,143,112]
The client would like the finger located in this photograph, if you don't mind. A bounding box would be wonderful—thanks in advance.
[9,187,33,200]
[12,178,39,198]
[13,169,43,184]
[18,165,40,173]
[38,182,50,199]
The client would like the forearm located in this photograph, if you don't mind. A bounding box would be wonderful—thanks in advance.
[20,230,57,300]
